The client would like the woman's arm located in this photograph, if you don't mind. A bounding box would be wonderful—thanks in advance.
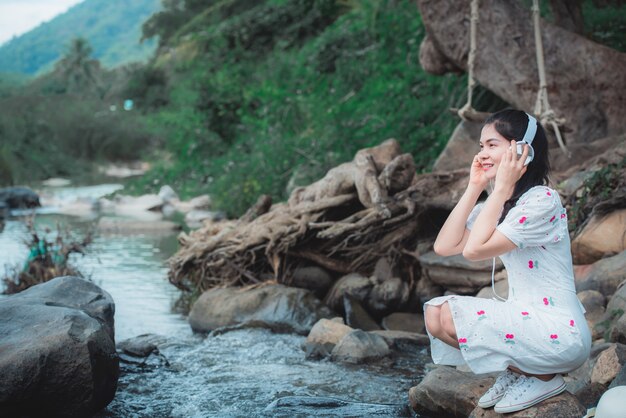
[433,184,483,256]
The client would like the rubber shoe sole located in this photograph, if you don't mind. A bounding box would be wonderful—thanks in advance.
[477,395,504,409]
[493,380,566,413]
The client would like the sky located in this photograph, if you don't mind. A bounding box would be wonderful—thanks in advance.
[0,0,84,45]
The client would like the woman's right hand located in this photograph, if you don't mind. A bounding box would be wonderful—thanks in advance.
[468,155,489,190]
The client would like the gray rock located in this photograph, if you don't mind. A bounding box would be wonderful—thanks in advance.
[0,186,40,209]
[264,396,412,417]
[367,277,409,315]
[413,274,444,307]
[324,273,373,313]
[344,295,381,331]
[189,284,332,335]
[608,363,626,388]
[117,333,168,357]
[572,212,626,265]
[575,250,626,298]
[330,330,390,363]
[475,279,509,300]
[373,257,396,282]
[158,185,179,203]
[609,313,626,344]
[591,343,626,385]
[433,120,484,172]
[290,265,334,298]
[302,318,353,359]
[370,330,430,348]
[409,366,495,417]
[381,312,425,333]
[0,276,118,417]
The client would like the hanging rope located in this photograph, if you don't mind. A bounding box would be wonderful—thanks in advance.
[453,0,490,122]
[531,0,570,157]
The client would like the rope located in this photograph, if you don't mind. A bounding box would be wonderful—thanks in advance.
[531,0,570,157]
[455,0,490,122]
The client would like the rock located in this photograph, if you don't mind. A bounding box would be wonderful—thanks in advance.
[289,266,334,298]
[42,177,72,187]
[594,283,626,340]
[0,276,118,417]
[373,257,396,282]
[413,274,444,307]
[188,284,332,335]
[370,330,430,348]
[475,279,509,300]
[572,211,626,265]
[158,185,178,203]
[344,295,381,331]
[330,329,390,363]
[408,366,495,417]
[591,343,626,385]
[189,194,211,209]
[433,120,484,172]
[264,396,412,417]
[117,334,168,357]
[608,363,626,388]
[468,391,585,417]
[578,290,607,337]
[575,250,626,298]
[0,186,40,209]
[367,277,410,315]
[97,217,182,233]
[573,382,608,410]
[381,312,425,333]
[609,313,626,344]
[323,273,373,313]
[302,318,353,359]
[184,210,224,226]
[419,251,505,294]
[115,193,164,212]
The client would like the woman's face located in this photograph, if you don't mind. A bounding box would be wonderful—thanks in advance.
[478,123,511,180]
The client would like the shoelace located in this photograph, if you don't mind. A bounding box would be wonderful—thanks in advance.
[489,371,517,395]
[503,375,532,400]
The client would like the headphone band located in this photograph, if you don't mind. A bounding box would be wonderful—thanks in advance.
[521,113,537,145]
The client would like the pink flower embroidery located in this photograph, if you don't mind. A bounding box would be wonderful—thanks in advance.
[561,213,566,219]
[521,311,531,320]
[528,260,538,269]
[458,337,469,349]
[458,338,467,343]
[570,320,575,327]
[550,334,560,344]
[543,296,555,306]
[549,215,556,223]
[477,310,486,320]
[521,312,529,316]
[505,334,515,344]
[546,191,552,196]
[519,216,527,224]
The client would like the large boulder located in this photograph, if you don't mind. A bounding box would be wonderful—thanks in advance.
[419,251,505,294]
[323,273,374,313]
[469,392,585,417]
[0,186,40,209]
[0,276,118,417]
[188,284,333,335]
[433,120,484,172]
[575,250,626,298]
[330,329,390,364]
[591,343,626,386]
[572,211,626,265]
[289,265,334,298]
[302,318,353,359]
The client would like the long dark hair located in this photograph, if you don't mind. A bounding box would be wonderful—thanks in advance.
[483,109,551,224]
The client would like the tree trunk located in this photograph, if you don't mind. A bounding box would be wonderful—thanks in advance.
[416,0,626,144]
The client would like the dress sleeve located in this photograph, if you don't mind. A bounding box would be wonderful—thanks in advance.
[466,202,485,231]
[496,186,567,248]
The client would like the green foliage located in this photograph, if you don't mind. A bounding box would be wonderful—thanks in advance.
[131,0,465,216]
[0,95,153,186]
[583,0,626,52]
[0,0,161,75]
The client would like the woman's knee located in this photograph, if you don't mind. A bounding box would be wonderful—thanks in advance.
[424,305,442,336]
[440,302,457,338]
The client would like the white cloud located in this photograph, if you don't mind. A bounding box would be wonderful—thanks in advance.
[0,0,85,45]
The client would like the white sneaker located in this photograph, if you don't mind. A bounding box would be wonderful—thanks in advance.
[477,369,519,408]
[494,374,566,413]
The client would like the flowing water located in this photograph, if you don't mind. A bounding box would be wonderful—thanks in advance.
[0,184,428,417]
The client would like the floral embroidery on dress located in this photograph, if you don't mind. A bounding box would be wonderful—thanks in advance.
[549,215,557,223]
[477,310,487,320]
[570,320,575,326]
[546,191,552,196]
[543,296,555,306]
[458,338,469,349]
[505,334,515,344]
[519,216,528,224]
[528,260,538,269]
[550,334,560,344]
[521,311,531,320]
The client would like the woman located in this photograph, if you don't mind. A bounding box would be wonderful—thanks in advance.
[424,109,591,414]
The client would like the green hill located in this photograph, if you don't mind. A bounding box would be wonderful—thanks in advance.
[0,0,161,75]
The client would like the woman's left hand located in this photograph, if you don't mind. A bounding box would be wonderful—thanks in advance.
[494,140,529,193]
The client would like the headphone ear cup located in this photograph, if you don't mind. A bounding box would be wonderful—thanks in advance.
[516,141,535,166]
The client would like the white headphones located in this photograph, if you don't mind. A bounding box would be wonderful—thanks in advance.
[515,113,537,166]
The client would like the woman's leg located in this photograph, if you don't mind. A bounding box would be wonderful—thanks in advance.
[425,303,459,349]
[507,366,555,381]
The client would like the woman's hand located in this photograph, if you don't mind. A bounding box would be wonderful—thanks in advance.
[468,155,489,190]
[494,140,529,194]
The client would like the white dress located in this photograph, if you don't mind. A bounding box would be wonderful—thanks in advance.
[425,185,591,375]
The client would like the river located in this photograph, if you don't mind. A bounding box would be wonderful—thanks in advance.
[0,184,427,417]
